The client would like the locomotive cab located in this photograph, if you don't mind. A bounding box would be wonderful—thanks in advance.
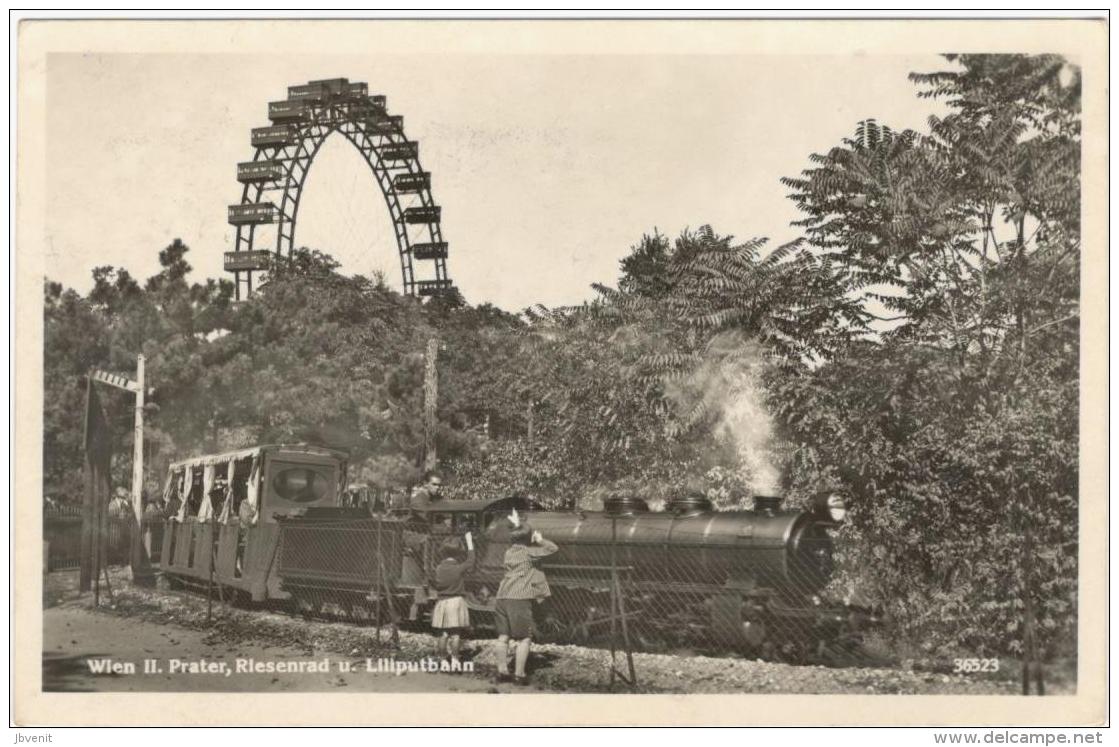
[397,495,542,596]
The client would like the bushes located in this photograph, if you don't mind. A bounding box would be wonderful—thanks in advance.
[773,346,1077,658]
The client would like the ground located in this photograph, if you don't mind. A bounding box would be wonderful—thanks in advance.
[42,569,1071,695]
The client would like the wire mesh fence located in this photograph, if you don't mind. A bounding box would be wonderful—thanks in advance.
[148,500,890,687]
[273,513,404,642]
[523,511,878,667]
[51,488,1062,695]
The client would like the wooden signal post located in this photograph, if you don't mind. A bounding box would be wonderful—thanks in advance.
[90,354,152,584]
[423,339,438,471]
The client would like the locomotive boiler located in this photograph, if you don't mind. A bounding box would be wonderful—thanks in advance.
[520,494,839,595]
[470,493,857,656]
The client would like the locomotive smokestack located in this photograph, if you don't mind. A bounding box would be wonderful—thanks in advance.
[666,495,714,516]
[753,495,782,513]
[604,496,650,516]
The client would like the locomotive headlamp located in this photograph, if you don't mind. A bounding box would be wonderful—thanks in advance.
[812,491,848,523]
[826,494,848,523]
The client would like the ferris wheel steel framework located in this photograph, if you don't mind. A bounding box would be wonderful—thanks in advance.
[226,78,452,300]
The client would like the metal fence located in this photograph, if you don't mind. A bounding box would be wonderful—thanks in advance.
[157,507,883,676]
[524,515,874,666]
[44,506,164,572]
[65,499,1058,694]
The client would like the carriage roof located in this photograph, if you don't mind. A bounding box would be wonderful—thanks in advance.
[169,443,349,471]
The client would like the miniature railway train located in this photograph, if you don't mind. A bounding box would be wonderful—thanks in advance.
[154,444,875,660]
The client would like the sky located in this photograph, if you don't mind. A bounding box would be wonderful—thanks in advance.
[44,52,950,311]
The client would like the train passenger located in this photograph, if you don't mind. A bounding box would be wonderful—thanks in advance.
[431,532,476,668]
[237,496,257,526]
[493,509,558,685]
[107,492,130,519]
[164,492,182,520]
[410,470,445,509]
[208,478,228,519]
[186,478,203,517]
[142,498,163,523]
[233,497,257,576]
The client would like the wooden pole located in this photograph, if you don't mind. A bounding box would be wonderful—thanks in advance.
[207,556,214,623]
[80,377,94,592]
[132,355,145,534]
[609,517,619,688]
[1012,487,1045,696]
[375,515,383,641]
[93,476,103,607]
[423,338,438,471]
[1021,518,1045,695]
[99,527,114,605]
[616,566,637,688]
[606,517,636,691]
[130,355,154,584]
[526,401,535,449]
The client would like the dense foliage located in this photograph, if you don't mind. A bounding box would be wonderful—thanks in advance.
[44,55,1078,661]
[777,54,1079,657]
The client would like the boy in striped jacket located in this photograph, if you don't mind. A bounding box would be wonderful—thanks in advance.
[493,509,557,684]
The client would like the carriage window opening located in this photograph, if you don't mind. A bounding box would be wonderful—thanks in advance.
[208,462,231,520]
[272,467,329,503]
[229,458,252,516]
[185,471,203,518]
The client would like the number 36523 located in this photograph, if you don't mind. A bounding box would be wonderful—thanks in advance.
[953,658,999,673]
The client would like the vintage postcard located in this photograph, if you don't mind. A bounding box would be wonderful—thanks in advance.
[12,16,1109,726]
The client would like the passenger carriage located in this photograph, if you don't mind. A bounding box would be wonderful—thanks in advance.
[157,444,349,601]
[155,443,537,614]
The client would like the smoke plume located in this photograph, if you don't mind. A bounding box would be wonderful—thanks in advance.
[665,331,781,495]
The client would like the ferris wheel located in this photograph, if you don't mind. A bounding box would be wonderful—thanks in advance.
[225,77,453,299]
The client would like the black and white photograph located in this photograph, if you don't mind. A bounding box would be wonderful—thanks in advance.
[11,15,1108,728]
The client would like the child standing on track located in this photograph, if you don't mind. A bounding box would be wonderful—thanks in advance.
[432,531,476,668]
[493,509,558,685]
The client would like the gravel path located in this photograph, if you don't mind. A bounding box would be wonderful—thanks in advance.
[43,569,1064,695]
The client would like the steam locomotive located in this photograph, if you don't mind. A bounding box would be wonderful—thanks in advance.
[155,443,873,659]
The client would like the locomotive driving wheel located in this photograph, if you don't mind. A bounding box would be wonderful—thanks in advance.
[294,593,317,619]
[709,592,769,654]
[532,605,571,644]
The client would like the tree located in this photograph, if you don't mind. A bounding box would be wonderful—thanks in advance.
[775,54,1080,658]
[617,231,674,298]
[44,282,111,500]
[783,57,1080,364]
[44,239,239,501]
